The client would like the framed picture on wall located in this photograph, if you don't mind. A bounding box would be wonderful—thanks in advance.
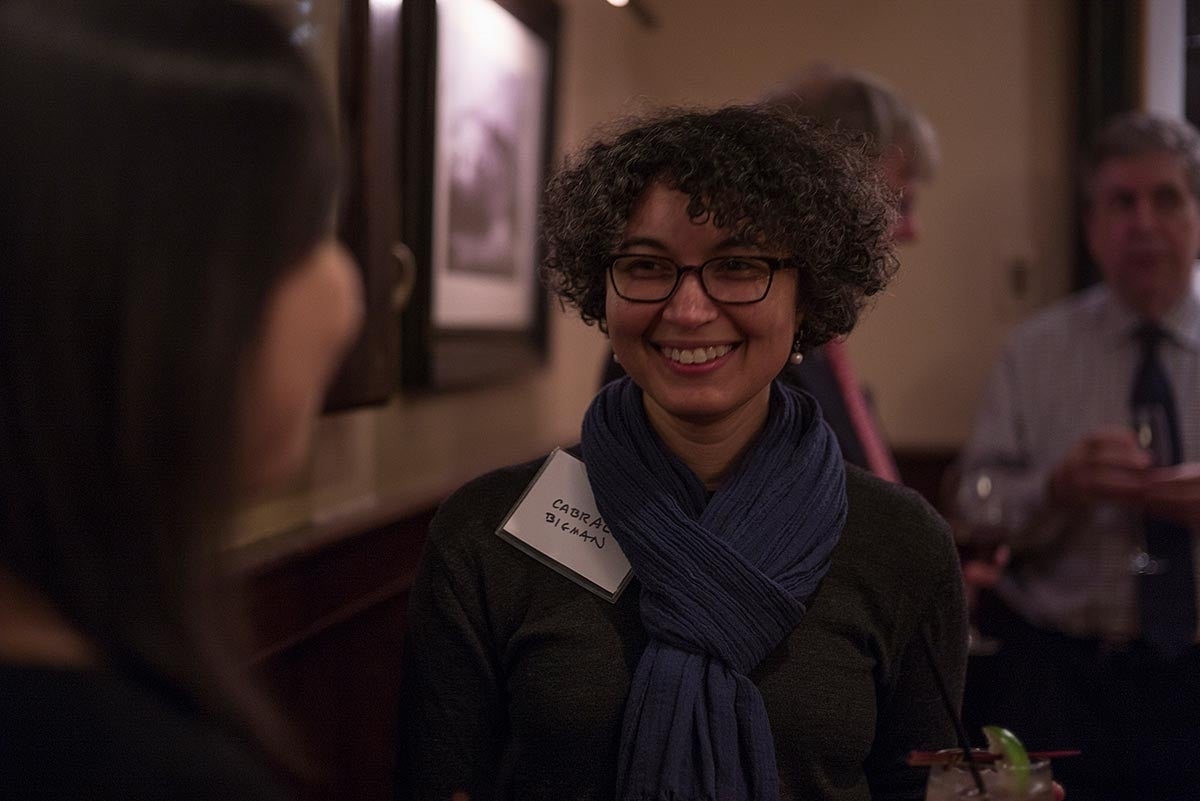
[259,0,406,409]
[399,0,560,389]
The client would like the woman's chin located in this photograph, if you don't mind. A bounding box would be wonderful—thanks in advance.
[641,387,768,431]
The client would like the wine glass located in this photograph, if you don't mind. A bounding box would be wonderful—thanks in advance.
[944,461,1024,656]
[1132,402,1171,467]
[1129,402,1170,576]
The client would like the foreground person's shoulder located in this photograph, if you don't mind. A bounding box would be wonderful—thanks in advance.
[0,666,289,801]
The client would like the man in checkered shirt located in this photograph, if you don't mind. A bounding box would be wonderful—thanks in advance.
[960,111,1200,801]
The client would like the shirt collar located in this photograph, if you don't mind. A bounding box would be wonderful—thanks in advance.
[1099,266,1200,352]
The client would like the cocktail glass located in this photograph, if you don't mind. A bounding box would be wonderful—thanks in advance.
[925,754,1054,800]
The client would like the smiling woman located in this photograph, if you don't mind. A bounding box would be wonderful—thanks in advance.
[604,184,803,447]
[398,105,968,801]
[543,105,896,352]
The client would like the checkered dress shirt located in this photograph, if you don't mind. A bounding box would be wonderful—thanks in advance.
[960,270,1200,642]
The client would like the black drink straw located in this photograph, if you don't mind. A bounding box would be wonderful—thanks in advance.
[920,627,987,796]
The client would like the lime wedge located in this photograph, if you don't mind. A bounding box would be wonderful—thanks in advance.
[983,725,1030,796]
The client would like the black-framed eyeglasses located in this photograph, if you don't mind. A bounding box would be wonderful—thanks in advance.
[608,254,791,304]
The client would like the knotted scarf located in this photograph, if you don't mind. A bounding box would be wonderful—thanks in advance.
[581,377,847,801]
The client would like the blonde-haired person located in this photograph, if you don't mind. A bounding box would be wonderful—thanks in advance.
[764,64,1015,599]
[763,63,937,481]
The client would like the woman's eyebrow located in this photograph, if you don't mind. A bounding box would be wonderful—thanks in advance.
[616,236,668,251]
[617,236,760,252]
[712,235,756,250]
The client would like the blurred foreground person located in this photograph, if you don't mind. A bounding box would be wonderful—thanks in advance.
[960,111,1200,801]
[0,1,362,797]
[399,105,966,801]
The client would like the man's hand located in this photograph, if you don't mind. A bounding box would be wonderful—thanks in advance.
[1143,463,1200,527]
[1047,427,1150,507]
[962,544,1010,614]
[962,545,1010,590]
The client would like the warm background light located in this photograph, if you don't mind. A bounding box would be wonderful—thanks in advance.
[240,0,1076,544]
[606,0,629,7]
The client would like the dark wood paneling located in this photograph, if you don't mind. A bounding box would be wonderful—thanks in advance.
[242,507,435,801]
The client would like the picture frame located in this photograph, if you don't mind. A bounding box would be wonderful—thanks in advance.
[398,0,560,390]
[264,0,405,410]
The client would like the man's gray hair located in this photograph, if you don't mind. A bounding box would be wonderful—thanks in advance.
[1082,111,1200,206]
[763,63,939,182]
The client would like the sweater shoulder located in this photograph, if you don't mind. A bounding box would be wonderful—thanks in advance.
[840,465,958,589]
[423,452,575,577]
[433,456,547,528]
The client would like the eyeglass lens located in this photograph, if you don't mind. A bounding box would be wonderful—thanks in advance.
[610,255,775,303]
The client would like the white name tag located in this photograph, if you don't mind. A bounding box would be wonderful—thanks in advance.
[496,448,633,602]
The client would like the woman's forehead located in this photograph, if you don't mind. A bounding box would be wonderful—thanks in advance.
[625,183,767,245]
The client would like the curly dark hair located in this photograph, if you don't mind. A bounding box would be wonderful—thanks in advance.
[540,104,898,350]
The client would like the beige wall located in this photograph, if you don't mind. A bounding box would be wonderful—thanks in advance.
[619,0,1078,449]
[236,0,1079,544]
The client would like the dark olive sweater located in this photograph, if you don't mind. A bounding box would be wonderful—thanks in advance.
[397,458,967,801]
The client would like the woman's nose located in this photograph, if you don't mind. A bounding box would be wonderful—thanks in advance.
[661,271,719,326]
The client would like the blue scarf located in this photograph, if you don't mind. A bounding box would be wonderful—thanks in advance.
[581,377,847,801]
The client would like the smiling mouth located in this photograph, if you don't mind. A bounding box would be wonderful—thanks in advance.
[659,343,735,365]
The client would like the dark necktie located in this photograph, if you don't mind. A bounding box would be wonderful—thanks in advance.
[1131,323,1197,658]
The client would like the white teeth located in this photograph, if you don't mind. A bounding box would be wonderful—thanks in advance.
[663,344,732,365]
